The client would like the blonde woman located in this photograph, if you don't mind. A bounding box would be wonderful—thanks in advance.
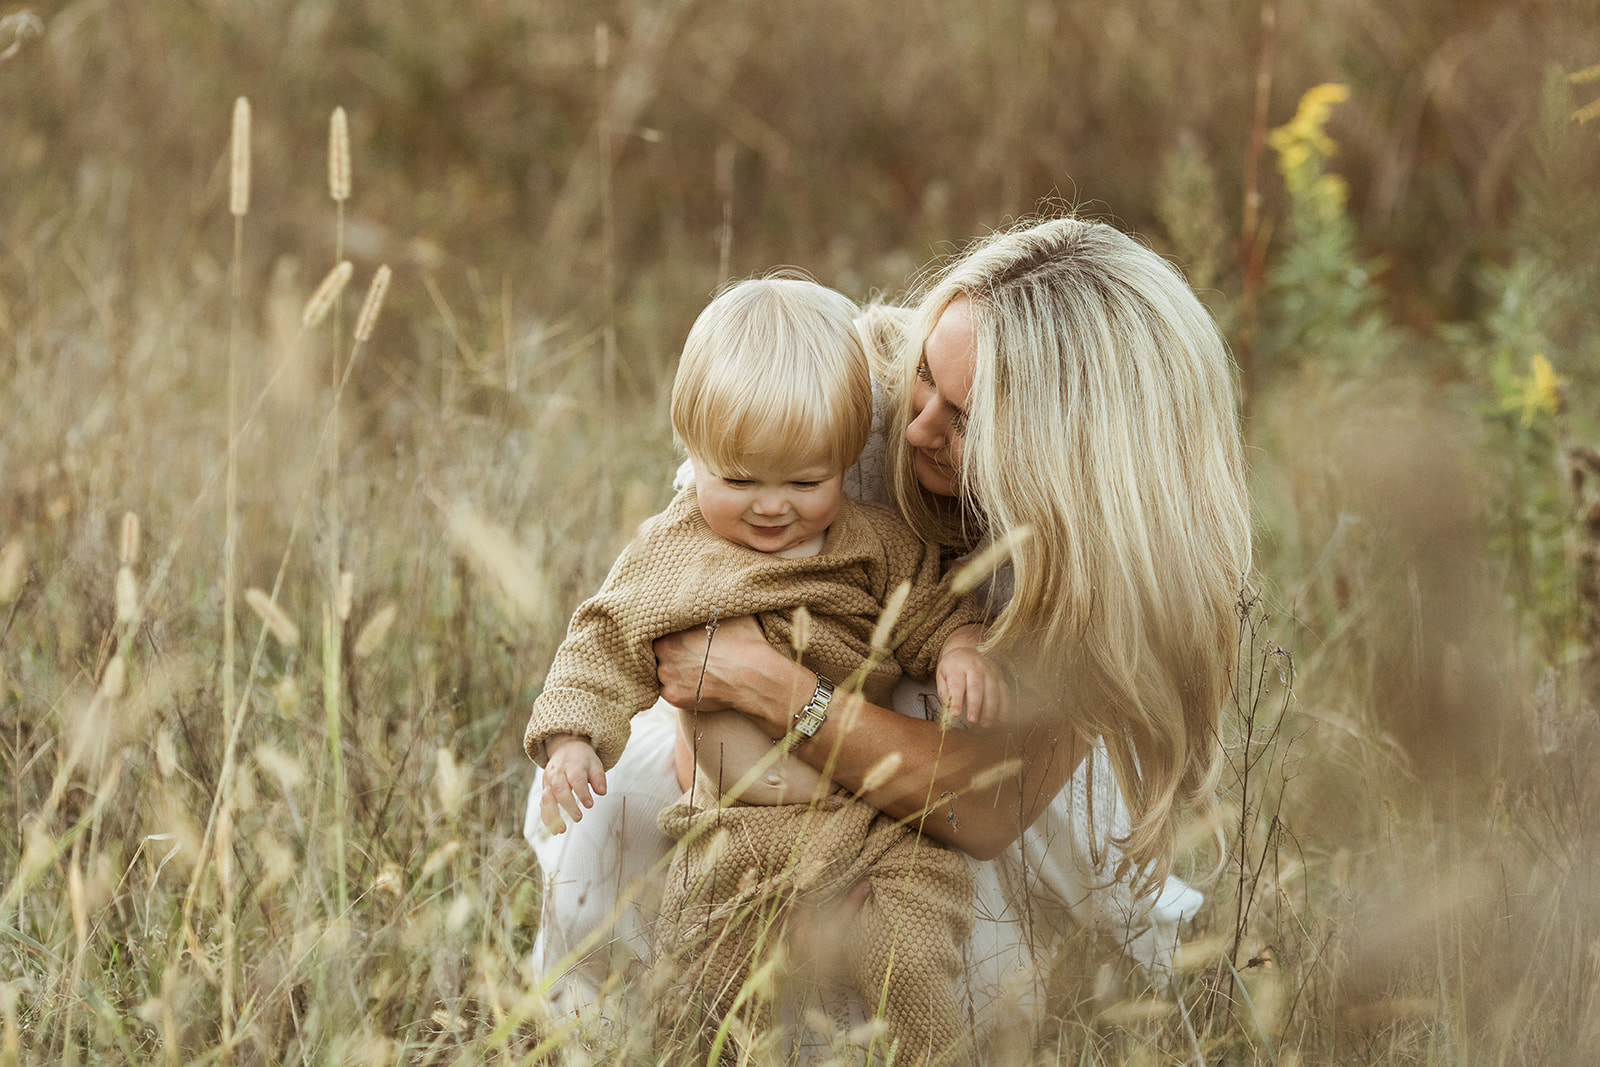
[527,216,1251,1048]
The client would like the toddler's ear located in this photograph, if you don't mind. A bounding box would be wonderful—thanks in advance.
[673,457,696,491]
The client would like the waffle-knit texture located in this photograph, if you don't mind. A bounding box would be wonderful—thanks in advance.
[523,486,986,769]
[657,776,973,1066]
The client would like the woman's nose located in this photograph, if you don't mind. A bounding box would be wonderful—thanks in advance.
[906,399,946,449]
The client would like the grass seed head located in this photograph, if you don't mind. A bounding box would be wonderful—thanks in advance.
[329,106,351,202]
[115,565,139,624]
[302,261,353,328]
[870,580,910,652]
[99,654,126,700]
[354,264,391,342]
[435,747,465,819]
[245,587,301,649]
[156,728,178,778]
[337,570,354,621]
[950,524,1033,596]
[791,604,812,656]
[861,751,903,792]
[19,819,55,884]
[447,502,548,623]
[253,744,306,791]
[119,511,141,565]
[274,676,301,717]
[229,97,250,217]
[68,856,88,946]
[0,538,26,602]
[353,602,398,659]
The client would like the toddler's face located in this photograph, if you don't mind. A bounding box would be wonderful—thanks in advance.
[690,450,844,558]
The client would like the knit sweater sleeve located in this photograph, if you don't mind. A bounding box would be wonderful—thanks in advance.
[869,509,990,682]
[522,525,672,771]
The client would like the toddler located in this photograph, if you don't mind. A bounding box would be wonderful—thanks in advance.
[524,277,1006,1065]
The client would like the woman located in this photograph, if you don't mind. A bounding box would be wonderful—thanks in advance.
[527,216,1251,1048]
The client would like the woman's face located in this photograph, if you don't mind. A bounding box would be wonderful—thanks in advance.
[907,297,976,499]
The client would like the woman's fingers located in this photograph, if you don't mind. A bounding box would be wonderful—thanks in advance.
[653,614,765,709]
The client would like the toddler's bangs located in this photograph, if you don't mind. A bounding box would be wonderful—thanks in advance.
[681,377,854,476]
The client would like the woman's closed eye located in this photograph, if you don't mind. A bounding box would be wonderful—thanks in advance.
[917,357,969,437]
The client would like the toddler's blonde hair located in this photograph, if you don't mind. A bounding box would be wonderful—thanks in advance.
[672,276,871,475]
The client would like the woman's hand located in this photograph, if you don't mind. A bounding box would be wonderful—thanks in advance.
[653,615,812,736]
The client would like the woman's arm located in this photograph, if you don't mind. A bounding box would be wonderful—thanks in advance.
[654,616,1086,861]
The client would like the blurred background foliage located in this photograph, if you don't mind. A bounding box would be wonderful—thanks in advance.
[4,0,1596,361]
[5,0,1600,1061]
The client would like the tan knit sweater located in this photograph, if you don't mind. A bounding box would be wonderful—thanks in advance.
[524,486,986,769]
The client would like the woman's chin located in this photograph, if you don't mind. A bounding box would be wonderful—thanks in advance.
[912,449,959,498]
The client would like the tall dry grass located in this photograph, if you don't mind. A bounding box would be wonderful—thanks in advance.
[2,2,1600,1063]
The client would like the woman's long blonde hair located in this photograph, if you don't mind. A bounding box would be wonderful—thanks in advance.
[885,217,1252,886]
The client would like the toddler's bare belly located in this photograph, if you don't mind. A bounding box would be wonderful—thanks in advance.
[678,709,835,805]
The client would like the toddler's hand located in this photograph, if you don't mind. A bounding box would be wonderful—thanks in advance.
[937,628,1011,729]
[540,734,607,834]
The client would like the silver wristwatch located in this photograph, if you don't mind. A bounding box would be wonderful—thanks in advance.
[791,673,835,741]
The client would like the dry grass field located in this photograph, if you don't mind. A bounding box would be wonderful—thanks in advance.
[3,1,1600,1062]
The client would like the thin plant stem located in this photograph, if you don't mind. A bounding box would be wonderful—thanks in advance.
[220,95,249,1056]
[1237,0,1276,420]
[324,115,351,915]
[596,22,618,504]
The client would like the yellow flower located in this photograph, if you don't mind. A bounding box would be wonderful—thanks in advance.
[1505,353,1566,425]
[1270,83,1351,192]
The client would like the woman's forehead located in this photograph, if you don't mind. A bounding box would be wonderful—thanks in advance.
[924,297,977,402]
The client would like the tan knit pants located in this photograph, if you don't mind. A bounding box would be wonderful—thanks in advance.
[654,788,974,1065]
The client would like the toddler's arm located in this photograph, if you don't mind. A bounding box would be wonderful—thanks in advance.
[540,733,608,835]
[936,624,1011,729]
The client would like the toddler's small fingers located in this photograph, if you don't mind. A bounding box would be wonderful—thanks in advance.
[979,675,1001,727]
[552,780,585,823]
[962,679,981,726]
[539,795,567,835]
